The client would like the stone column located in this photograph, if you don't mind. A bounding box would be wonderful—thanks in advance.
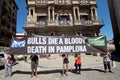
[69,13,73,25]
[94,8,98,21]
[27,9,30,22]
[52,7,55,21]
[77,7,80,21]
[28,9,30,16]
[73,7,77,21]
[94,32,97,36]
[91,8,94,21]
[33,7,37,22]
[56,14,59,25]
[48,7,51,21]
[33,7,35,17]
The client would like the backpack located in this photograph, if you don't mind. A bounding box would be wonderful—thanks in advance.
[64,57,69,63]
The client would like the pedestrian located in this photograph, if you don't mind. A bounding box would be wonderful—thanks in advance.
[30,55,39,77]
[103,51,112,73]
[5,55,13,77]
[74,54,81,74]
[62,54,69,76]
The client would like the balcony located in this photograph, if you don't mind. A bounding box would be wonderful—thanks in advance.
[48,20,56,26]
[48,0,54,4]
[35,0,47,5]
[24,20,73,27]
[55,0,72,5]
[79,0,90,5]
[36,21,47,27]
[58,20,73,26]
[74,20,104,26]
[72,0,80,4]
[28,0,36,5]
[24,22,37,27]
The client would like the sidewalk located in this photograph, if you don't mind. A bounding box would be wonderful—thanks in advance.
[1,55,118,80]
[12,55,103,72]
[36,55,103,71]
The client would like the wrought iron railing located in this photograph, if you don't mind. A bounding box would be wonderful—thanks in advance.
[55,0,72,5]
[35,0,48,5]
[24,19,104,27]
[74,19,104,26]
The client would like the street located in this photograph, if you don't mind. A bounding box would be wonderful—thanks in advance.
[0,55,120,80]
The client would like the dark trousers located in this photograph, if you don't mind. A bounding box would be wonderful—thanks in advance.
[75,64,81,73]
[104,61,111,71]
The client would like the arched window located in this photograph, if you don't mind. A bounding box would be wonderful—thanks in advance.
[92,8,96,21]
[30,9,33,16]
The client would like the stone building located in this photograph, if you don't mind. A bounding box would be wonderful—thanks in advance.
[0,0,18,47]
[24,0,104,36]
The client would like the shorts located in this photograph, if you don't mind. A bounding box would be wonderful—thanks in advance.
[31,61,37,70]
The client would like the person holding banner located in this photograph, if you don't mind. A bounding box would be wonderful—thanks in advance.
[5,55,13,77]
[62,54,69,76]
[30,55,39,78]
[74,54,81,74]
[103,50,112,73]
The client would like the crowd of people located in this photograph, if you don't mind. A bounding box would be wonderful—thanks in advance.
[4,50,114,78]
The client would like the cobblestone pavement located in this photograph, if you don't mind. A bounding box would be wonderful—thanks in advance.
[0,55,120,80]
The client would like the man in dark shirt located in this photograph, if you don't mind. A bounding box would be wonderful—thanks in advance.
[30,55,39,78]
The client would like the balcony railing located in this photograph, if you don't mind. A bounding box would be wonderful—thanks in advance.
[55,0,72,5]
[24,19,103,27]
[24,20,73,27]
[35,0,48,5]
[27,0,92,5]
[36,21,47,27]
[59,20,72,26]
[74,20,104,26]
[79,0,90,5]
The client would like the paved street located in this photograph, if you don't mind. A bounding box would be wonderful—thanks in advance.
[0,55,120,80]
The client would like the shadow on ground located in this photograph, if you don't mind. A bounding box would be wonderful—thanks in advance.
[12,68,105,76]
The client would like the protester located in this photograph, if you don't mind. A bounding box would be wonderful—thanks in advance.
[103,50,112,73]
[74,54,81,74]
[62,54,69,76]
[30,55,39,77]
[5,55,13,77]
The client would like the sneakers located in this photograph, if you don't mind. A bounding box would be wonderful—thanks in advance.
[109,70,113,73]
[104,70,113,73]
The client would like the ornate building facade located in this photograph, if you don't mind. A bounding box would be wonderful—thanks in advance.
[24,0,104,36]
[0,0,18,47]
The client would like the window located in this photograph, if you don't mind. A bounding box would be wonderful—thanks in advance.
[59,15,70,25]
[37,16,47,26]
[93,8,96,20]
[30,9,33,16]
[75,9,78,20]
[80,15,88,21]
